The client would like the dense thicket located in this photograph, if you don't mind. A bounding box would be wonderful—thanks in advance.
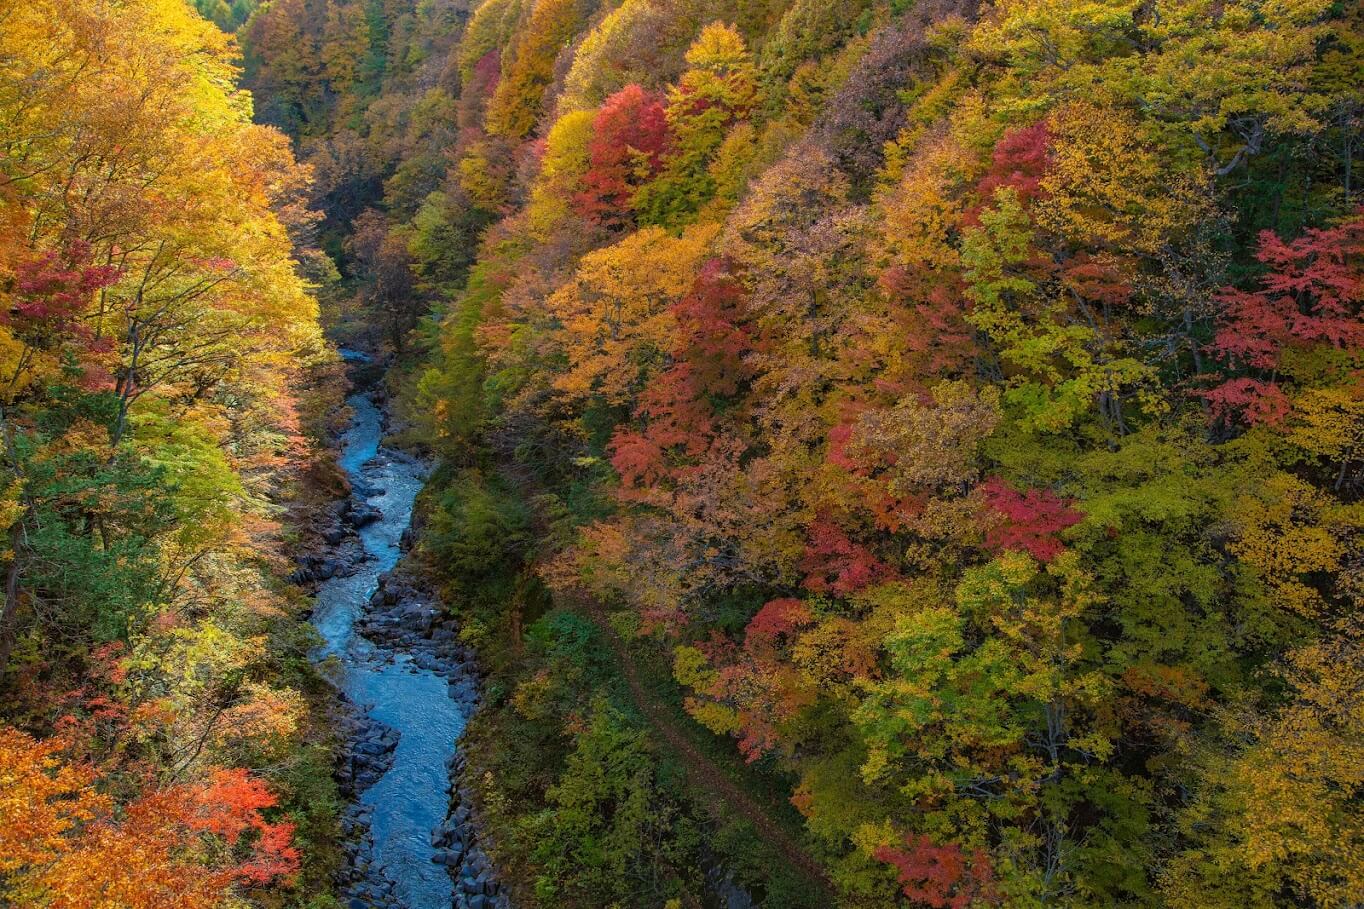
[0,0,342,904]
[242,0,1364,905]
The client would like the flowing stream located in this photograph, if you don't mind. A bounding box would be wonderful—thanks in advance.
[311,372,464,908]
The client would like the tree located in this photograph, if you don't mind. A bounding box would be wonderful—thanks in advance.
[1,244,121,400]
[1163,636,1364,908]
[980,477,1083,562]
[556,0,692,116]
[0,727,104,879]
[1204,208,1364,427]
[485,0,583,140]
[346,209,419,352]
[574,86,670,230]
[635,23,758,226]
[529,700,693,905]
[0,727,298,907]
[874,834,1000,909]
[528,111,597,238]
[457,0,527,82]
[609,258,750,489]
[799,516,896,596]
[548,223,718,405]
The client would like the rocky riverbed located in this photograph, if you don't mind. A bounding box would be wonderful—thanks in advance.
[301,362,506,909]
[358,570,507,909]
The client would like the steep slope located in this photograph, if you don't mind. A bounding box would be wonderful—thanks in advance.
[245,0,1364,906]
[0,0,344,904]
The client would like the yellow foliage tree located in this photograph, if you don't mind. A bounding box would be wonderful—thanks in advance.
[548,223,719,404]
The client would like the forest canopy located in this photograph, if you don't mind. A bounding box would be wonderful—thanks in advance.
[0,0,337,904]
[273,0,1357,903]
[1,0,1362,904]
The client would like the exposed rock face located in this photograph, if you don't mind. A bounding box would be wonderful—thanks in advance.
[436,753,509,909]
[334,703,402,908]
[291,496,366,584]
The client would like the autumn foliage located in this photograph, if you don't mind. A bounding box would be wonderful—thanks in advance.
[0,0,326,904]
[0,730,298,906]
[230,0,1364,904]
[874,835,999,909]
[1205,209,1364,425]
[576,85,670,229]
[979,477,1083,562]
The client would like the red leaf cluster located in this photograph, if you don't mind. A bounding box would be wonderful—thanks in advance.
[672,259,751,396]
[800,516,896,594]
[8,242,120,339]
[981,477,1082,562]
[1203,208,1364,424]
[874,834,1000,908]
[744,598,814,649]
[193,769,300,885]
[472,49,502,97]
[575,85,669,228]
[610,260,751,489]
[967,121,1051,222]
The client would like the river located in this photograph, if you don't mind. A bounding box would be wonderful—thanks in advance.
[311,371,464,908]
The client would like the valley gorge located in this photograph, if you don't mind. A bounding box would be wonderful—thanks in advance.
[0,0,1361,907]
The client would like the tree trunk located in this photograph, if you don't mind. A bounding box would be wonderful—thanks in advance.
[0,522,25,679]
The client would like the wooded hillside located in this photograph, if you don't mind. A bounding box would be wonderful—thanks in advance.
[2,0,1361,905]
[254,0,1363,903]
[0,1,343,904]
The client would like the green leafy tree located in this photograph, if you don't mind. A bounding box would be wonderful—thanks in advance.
[529,699,696,906]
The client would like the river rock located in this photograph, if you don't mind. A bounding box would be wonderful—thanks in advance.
[349,501,382,528]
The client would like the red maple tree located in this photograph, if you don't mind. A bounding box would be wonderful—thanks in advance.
[1204,208,1364,425]
[575,85,669,228]
[874,834,1000,908]
[981,477,1082,562]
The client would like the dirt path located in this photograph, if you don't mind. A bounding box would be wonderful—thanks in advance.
[507,463,836,901]
[576,596,837,901]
